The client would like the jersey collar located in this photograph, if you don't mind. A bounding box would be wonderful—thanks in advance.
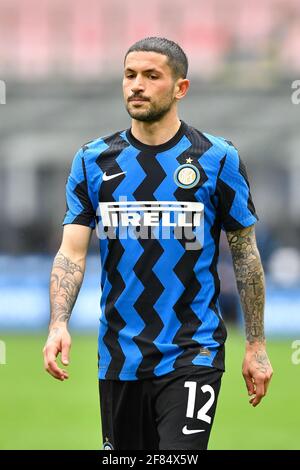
[126,120,187,153]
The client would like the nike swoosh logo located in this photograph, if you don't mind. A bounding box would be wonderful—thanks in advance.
[182,425,205,435]
[103,171,127,181]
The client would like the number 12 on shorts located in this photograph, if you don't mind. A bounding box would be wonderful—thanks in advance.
[184,382,215,423]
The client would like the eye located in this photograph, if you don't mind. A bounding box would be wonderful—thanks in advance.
[125,74,135,79]
[149,75,158,80]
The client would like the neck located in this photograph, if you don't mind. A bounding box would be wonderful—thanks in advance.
[130,110,181,146]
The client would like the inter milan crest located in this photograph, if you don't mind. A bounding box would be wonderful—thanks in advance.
[174,163,201,189]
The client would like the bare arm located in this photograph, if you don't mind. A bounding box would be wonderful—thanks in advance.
[226,225,273,406]
[43,224,92,381]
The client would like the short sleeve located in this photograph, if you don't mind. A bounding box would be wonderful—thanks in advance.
[63,148,96,229]
[216,144,258,231]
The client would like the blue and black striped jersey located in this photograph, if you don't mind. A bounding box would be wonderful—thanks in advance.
[63,121,258,380]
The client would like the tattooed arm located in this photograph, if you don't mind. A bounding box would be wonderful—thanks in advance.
[43,224,92,381]
[226,225,273,406]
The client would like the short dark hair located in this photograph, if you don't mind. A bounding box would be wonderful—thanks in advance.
[124,37,188,79]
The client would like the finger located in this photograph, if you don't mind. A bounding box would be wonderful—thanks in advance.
[47,363,69,380]
[45,348,68,381]
[250,377,265,407]
[61,339,71,366]
[264,372,273,394]
[43,346,57,374]
[43,348,50,371]
[243,373,255,396]
[47,359,67,380]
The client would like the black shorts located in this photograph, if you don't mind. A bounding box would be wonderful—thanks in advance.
[99,365,223,450]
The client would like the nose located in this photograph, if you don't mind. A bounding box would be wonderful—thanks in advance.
[131,75,145,94]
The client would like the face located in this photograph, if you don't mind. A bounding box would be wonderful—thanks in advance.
[123,51,181,122]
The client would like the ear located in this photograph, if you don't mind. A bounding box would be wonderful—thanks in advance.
[174,78,190,100]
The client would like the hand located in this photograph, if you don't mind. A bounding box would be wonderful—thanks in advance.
[242,342,273,407]
[43,323,71,381]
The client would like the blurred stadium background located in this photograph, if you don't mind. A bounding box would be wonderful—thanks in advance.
[1,0,300,450]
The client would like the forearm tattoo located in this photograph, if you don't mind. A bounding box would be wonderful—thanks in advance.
[50,251,84,326]
[227,226,265,343]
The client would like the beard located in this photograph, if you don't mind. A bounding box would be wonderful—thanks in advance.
[125,94,175,123]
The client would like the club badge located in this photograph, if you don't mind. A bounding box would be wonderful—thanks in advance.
[174,164,200,189]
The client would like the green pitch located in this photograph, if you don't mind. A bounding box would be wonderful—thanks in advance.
[0,331,298,450]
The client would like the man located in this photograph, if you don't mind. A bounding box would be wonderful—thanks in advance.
[43,37,273,450]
